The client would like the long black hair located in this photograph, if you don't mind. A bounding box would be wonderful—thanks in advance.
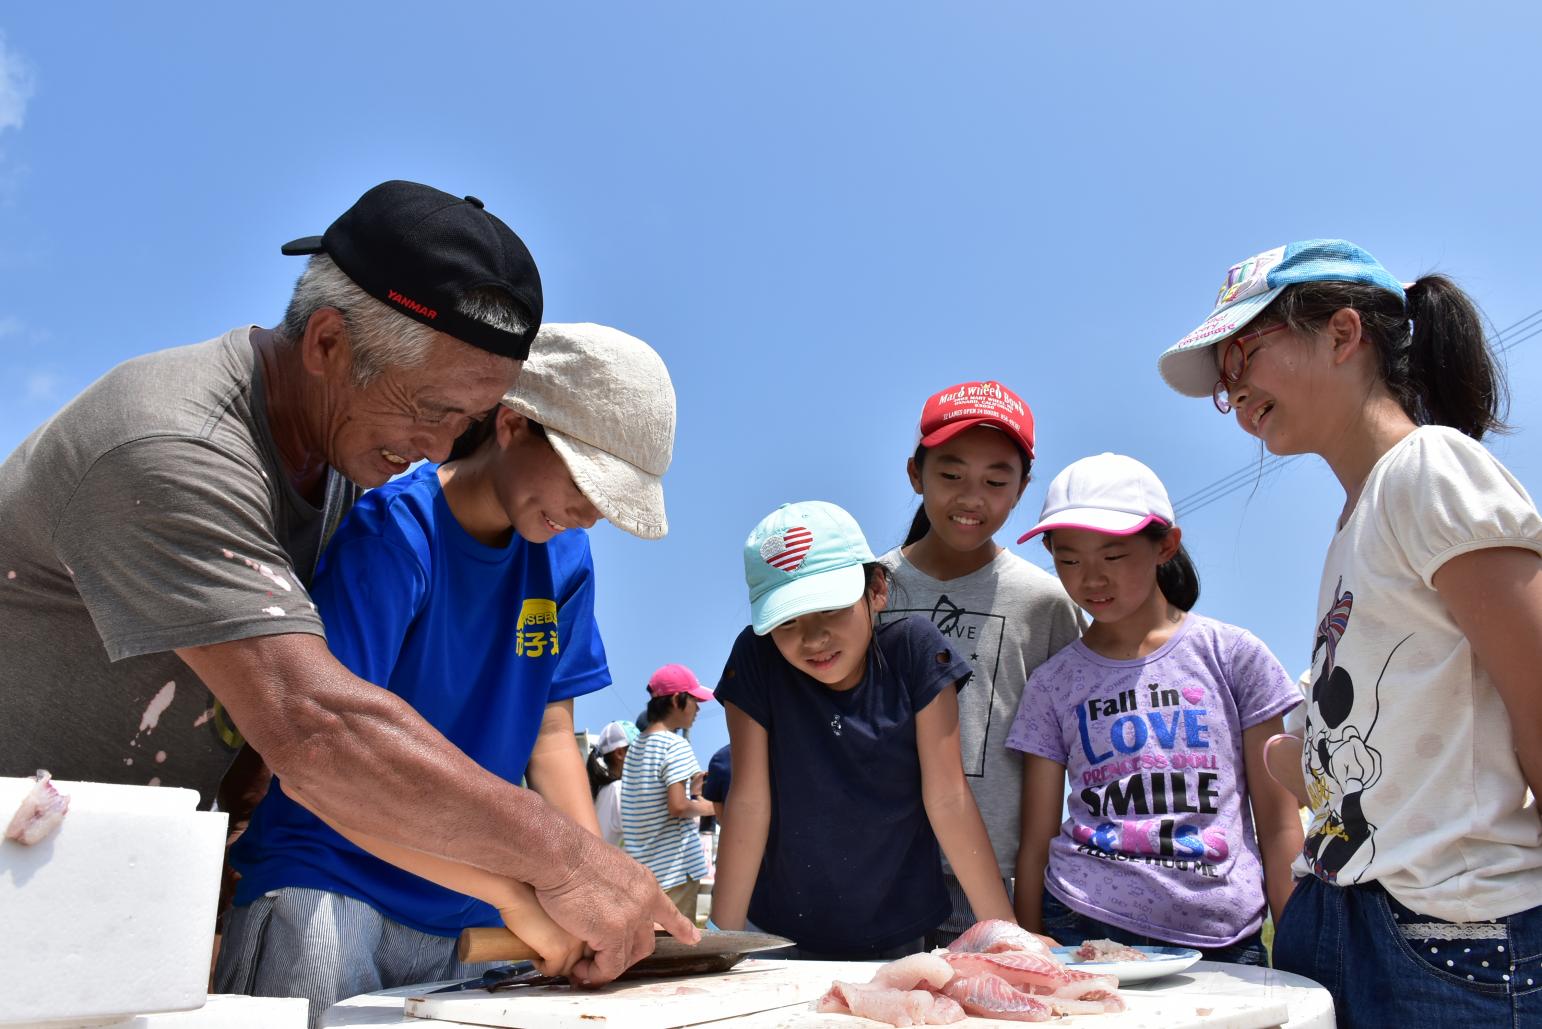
[1140,521,1199,612]
[1261,276,1508,440]
[587,747,617,799]
[902,440,1033,547]
[1043,521,1199,612]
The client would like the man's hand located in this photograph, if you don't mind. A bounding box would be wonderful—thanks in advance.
[534,833,698,985]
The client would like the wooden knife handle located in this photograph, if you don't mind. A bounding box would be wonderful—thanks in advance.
[457,927,540,963]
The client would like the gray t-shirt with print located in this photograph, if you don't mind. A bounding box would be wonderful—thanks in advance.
[879,546,1083,929]
[0,328,356,807]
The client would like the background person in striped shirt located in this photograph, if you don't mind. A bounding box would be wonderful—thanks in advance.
[622,665,716,921]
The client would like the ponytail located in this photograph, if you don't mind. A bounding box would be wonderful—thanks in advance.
[586,747,614,798]
[1402,276,1508,440]
[1139,522,1199,612]
[903,444,933,546]
[1264,277,1508,441]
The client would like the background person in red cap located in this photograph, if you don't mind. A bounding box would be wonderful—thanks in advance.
[0,180,694,989]
[879,380,1083,945]
[622,664,717,921]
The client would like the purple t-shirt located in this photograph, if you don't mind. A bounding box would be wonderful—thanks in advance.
[1007,613,1298,947]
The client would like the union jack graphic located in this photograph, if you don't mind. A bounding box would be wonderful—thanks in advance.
[762,526,813,572]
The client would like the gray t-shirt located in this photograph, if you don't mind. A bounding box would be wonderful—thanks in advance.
[0,328,356,806]
[878,546,1082,927]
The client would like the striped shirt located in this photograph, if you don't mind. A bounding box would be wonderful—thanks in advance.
[621,730,707,889]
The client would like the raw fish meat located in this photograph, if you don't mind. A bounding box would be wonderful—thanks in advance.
[948,918,1052,957]
[1073,938,1150,962]
[813,981,965,1025]
[815,919,1126,1026]
[5,770,69,845]
[940,972,1053,1022]
[869,952,955,991]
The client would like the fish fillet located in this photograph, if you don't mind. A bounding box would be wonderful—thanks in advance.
[813,981,966,1025]
[5,770,69,845]
[948,918,1052,957]
[941,972,1053,1022]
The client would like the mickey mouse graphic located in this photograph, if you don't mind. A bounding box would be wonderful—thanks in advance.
[1302,578,1385,882]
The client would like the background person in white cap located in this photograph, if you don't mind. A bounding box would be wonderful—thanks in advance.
[622,664,718,922]
[590,720,640,847]
[1006,453,1301,967]
[711,500,1014,959]
[219,322,682,1018]
[1160,240,1542,1026]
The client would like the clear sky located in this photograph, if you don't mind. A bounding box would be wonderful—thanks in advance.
[3,4,1539,771]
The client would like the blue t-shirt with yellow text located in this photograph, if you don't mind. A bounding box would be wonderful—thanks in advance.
[231,462,609,935]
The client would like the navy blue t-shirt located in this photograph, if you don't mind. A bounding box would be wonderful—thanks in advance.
[231,462,609,935]
[714,615,971,954]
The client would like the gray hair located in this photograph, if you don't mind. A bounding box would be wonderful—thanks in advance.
[278,255,529,385]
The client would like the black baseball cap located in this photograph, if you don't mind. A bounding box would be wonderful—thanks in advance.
[281,180,542,360]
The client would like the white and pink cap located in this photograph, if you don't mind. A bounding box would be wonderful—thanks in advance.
[1016,453,1174,544]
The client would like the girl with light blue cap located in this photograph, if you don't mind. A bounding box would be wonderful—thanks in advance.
[1162,241,1542,1026]
[707,500,1016,960]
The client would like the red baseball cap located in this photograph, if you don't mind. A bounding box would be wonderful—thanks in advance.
[918,381,1035,458]
[647,663,714,702]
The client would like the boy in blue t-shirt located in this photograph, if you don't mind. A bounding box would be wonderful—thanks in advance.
[217,323,677,1019]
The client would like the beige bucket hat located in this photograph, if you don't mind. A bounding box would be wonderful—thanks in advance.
[500,322,676,540]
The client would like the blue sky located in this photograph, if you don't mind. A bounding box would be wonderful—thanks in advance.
[2,4,1539,770]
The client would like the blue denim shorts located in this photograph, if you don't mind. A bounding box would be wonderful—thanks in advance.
[1273,875,1542,1028]
[1039,888,1267,966]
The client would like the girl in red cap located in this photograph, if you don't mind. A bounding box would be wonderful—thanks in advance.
[878,380,1083,944]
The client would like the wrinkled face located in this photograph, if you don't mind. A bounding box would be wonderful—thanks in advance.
[1046,527,1171,625]
[910,425,1028,553]
[770,583,887,691]
[493,412,602,543]
[1213,322,1324,456]
[327,332,518,487]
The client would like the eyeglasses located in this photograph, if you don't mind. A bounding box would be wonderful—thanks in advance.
[1212,322,1288,414]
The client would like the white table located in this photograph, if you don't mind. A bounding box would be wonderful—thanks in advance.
[322,960,1332,1029]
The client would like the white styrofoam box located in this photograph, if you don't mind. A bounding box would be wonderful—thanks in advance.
[0,778,228,1028]
[2,996,307,1029]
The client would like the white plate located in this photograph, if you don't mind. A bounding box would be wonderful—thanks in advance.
[1052,944,1202,983]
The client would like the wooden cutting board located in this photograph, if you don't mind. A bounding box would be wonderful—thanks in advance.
[402,959,1290,1029]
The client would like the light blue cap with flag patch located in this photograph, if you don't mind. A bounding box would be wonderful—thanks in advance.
[1159,239,1406,397]
[744,500,875,635]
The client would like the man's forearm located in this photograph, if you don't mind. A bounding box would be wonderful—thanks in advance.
[180,633,589,891]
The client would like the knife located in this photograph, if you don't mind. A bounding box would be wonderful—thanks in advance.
[446,927,792,983]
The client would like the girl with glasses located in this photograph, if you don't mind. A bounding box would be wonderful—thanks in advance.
[1160,240,1542,1027]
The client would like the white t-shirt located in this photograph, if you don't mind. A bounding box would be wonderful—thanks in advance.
[1298,426,1542,921]
[596,780,624,847]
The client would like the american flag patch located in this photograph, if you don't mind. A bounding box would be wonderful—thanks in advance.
[761,526,813,572]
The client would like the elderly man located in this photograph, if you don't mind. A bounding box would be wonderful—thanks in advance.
[0,180,694,986]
